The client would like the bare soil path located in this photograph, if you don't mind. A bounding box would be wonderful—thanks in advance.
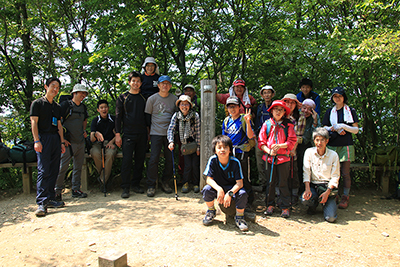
[0,188,399,266]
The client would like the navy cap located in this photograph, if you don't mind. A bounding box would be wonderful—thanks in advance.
[331,86,348,103]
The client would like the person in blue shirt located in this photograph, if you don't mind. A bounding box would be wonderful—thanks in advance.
[296,78,321,115]
[202,135,249,231]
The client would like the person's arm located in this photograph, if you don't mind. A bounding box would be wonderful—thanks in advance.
[83,119,88,138]
[223,179,243,208]
[206,176,225,204]
[57,120,66,154]
[30,116,42,153]
[243,109,255,139]
[167,113,178,151]
[302,149,312,200]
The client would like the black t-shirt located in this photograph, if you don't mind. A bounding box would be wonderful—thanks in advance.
[203,155,244,187]
[90,114,115,141]
[322,106,359,147]
[30,97,61,134]
[141,73,160,99]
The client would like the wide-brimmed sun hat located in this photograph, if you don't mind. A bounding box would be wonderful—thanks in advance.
[281,93,301,109]
[267,100,291,116]
[176,95,193,108]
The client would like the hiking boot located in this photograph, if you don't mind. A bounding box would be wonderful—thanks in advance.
[132,186,144,194]
[235,215,249,231]
[193,185,200,193]
[160,182,173,194]
[72,190,87,198]
[121,188,130,198]
[55,193,62,202]
[203,209,216,226]
[307,206,317,215]
[244,208,256,223]
[181,182,189,193]
[47,200,65,208]
[147,187,155,197]
[338,195,349,209]
[35,205,47,217]
[264,206,274,216]
[281,208,290,218]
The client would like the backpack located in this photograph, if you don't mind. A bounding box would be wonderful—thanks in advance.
[264,119,289,141]
[9,141,37,173]
[60,99,88,141]
[223,115,256,152]
[0,142,10,163]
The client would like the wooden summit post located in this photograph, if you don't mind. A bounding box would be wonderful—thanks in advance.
[200,80,216,189]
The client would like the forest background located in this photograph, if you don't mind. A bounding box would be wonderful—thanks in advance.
[0,0,399,190]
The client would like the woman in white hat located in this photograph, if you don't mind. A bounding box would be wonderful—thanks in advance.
[167,95,201,193]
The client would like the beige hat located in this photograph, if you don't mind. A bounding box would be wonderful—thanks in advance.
[71,84,88,95]
[281,93,301,108]
[176,95,193,108]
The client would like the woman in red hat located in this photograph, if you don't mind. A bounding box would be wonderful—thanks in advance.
[258,100,297,218]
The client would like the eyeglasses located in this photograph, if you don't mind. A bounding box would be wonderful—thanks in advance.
[180,103,190,107]
[273,108,285,113]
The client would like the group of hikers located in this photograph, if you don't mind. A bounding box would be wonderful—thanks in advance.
[30,57,359,232]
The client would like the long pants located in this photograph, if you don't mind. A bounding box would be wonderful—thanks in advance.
[202,184,248,210]
[301,184,337,222]
[255,144,267,187]
[265,161,291,209]
[55,142,85,192]
[90,141,117,184]
[340,161,351,190]
[146,135,173,188]
[182,152,200,185]
[36,133,61,205]
[120,134,147,189]
[234,152,254,205]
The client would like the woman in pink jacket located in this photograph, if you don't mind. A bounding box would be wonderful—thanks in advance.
[258,100,297,218]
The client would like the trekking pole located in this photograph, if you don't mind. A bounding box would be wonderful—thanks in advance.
[171,150,179,200]
[102,141,106,197]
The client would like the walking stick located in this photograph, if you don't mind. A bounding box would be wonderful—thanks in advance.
[171,150,179,200]
[102,142,106,197]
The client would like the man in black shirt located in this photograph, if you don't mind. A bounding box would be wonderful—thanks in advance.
[115,71,150,198]
[30,77,66,217]
[90,100,117,192]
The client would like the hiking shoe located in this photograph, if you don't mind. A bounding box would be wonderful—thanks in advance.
[203,209,216,226]
[264,206,274,216]
[147,187,155,197]
[72,190,87,198]
[55,193,62,202]
[35,205,47,217]
[307,206,317,215]
[121,188,130,198]
[235,215,249,231]
[281,208,290,218]
[160,182,173,194]
[193,185,200,193]
[181,182,189,193]
[47,200,65,208]
[132,186,144,194]
[338,195,349,209]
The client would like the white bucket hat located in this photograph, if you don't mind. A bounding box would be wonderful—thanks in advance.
[142,57,160,75]
[71,84,88,95]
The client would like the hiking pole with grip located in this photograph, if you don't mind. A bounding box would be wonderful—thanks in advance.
[171,150,179,200]
[102,141,106,197]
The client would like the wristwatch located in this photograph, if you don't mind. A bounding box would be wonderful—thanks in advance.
[228,191,234,197]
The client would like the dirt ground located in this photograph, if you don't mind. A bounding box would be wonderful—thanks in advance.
[0,186,399,267]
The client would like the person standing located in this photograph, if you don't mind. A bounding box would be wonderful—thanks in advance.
[55,84,89,200]
[115,71,150,198]
[141,57,160,100]
[145,75,178,197]
[216,79,257,114]
[322,87,359,209]
[296,78,321,115]
[30,77,66,217]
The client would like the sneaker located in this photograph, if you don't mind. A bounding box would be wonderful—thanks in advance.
[264,206,274,216]
[181,182,189,193]
[121,188,130,198]
[147,187,155,197]
[55,193,62,202]
[203,209,216,226]
[47,200,65,208]
[193,185,200,193]
[132,186,144,194]
[160,182,173,194]
[235,215,249,231]
[307,206,317,215]
[35,205,47,217]
[281,208,290,218]
[72,190,87,198]
[338,195,349,209]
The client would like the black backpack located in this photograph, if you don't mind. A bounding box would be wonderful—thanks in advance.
[0,142,10,163]
[9,141,37,173]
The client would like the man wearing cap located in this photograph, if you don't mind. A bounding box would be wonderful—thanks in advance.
[141,57,160,99]
[183,84,200,114]
[254,85,275,192]
[55,83,89,199]
[115,71,150,198]
[145,75,178,197]
[216,79,257,114]
[30,77,66,217]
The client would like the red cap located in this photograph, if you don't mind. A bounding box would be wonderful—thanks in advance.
[233,79,245,87]
[267,100,291,116]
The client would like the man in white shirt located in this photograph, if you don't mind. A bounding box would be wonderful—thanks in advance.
[301,127,340,223]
